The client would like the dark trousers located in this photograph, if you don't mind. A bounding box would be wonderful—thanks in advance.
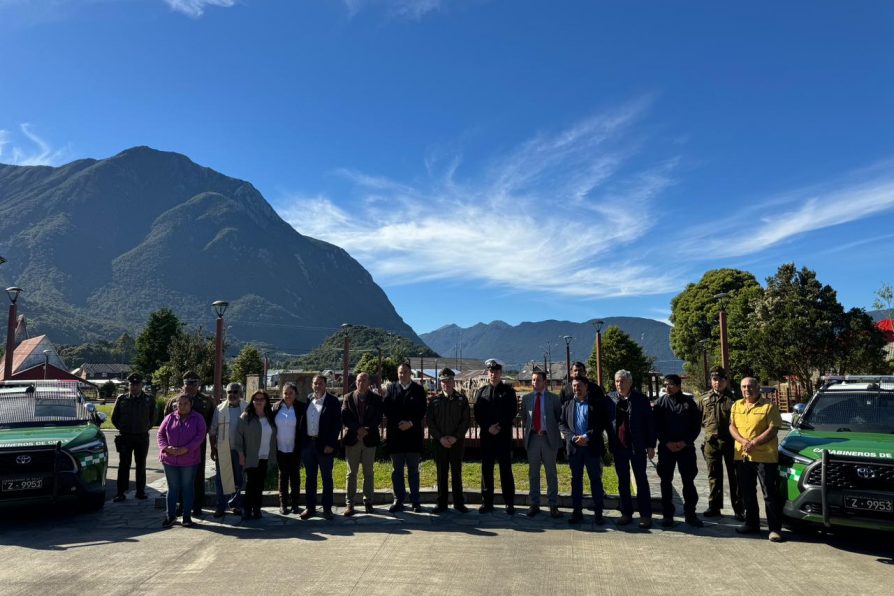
[614,446,652,517]
[302,446,334,510]
[481,441,515,507]
[277,450,301,507]
[243,459,268,516]
[657,445,699,518]
[568,448,604,513]
[391,452,421,505]
[116,432,149,496]
[434,442,465,507]
[736,460,782,532]
[703,439,742,514]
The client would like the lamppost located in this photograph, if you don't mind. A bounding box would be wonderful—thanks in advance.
[376,343,383,391]
[698,338,710,390]
[592,319,605,387]
[211,300,228,405]
[714,292,730,372]
[4,287,22,380]
[341,323,352,396]
[562,335,573,384]
[419,350,426,393]
[43,349,51,380]
[263,351,269,389]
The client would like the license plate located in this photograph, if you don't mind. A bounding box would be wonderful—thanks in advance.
[844,496,894,513]
[1,477,44,492]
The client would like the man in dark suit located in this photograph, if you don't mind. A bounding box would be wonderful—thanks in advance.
[520,368,563,518]
[341,372,383,515]
[608,369,656,528]
[300,374,342,520]
[559,362,606,405]
[473,358,518,514]
[559,377,612,524]
[382,363,428,513]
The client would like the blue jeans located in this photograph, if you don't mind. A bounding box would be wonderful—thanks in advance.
[302,445,334,510]
[569,447,604,513]
[614,446,652,517]
[391,452,421,505]
[164,464,197,520]
[214,448,244,511]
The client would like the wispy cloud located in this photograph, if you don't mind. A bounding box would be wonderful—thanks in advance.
[280,100,682,299]
[341,0,447,20]
[0,123,68,166]
[680,162,894,259]
[163,0,236,18]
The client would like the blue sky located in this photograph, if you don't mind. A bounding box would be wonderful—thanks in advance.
[1,0,893,335]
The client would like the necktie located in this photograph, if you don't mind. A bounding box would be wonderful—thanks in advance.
[533,392,542,433]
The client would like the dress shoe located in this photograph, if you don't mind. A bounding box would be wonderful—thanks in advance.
[506,505,515,516]
[454,504,469,513]
[231,507,242,516]
[662,517,675,528]
[113,494,126,503]
[768,531,784,543]
[291,506,301,515]
[478,504,494,514]
[594,514,605,525]
[568,510,584,525]
[280,505,290,515]
[161,517,175,528]
[299,508,317,520]
[617,514,632,526]
[735,524,760,534]
[212,509,226,518]
[135,493,148,500]
[322,508,334,520]
[388,502,404,513]
[432,505,448,514]
[639,517,652,529]
[344,504,356,517]
[701,509,722,518]
[364,502,375,514]
[181,517,193,527]
[525,505,541,517]
[685,516,704,528]
[550,506,562,519]
[734,512,746,522]
[411,503,424,513]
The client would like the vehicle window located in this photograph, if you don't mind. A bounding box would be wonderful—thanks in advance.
[34,397,78,418]
[802,391,894,432]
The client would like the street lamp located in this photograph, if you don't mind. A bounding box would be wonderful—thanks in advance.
[714,292,730,372]
[4,287,22,380]
[698,338,710,390]
[43,349,50,380]
[211,300,228,404]
[561,335,573,384]
[341,323,352,396]
[592,319,605,387]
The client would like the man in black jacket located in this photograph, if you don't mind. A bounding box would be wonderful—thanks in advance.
[654,374,703,527]
[300,375,342,520]
[111,373,155,502]
[559,362,606,405]
[382,363,428,513]
[428,368,471,513]
[473,358,518,514]
[341,372,383,515]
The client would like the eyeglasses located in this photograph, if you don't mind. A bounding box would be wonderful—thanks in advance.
[227,390,239,394]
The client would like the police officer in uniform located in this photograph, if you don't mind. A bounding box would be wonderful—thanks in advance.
[111,373,155,501]
[427,368,471,513]
[473,358,518,514]
[165,371,215,517]
[697,366,744,520]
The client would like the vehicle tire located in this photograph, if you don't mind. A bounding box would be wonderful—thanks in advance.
[81,491,106,512]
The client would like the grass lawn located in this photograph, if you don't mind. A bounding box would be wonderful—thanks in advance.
[96,404,115,429]
[324,459,620,495]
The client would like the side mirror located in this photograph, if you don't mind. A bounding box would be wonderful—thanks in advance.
[96,412,107,424]
[792,402,806,426]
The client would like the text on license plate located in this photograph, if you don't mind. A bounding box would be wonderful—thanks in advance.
[1,477,44,491]
[844,496,894,513]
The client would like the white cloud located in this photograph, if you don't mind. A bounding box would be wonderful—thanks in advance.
[340,0,445,20]
[0,124,68,166]
[163,0,236,18]
[280,100,683,299]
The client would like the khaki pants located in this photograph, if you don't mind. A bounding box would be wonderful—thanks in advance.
[345,441,376,505]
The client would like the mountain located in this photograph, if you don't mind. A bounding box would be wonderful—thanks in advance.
[420,317,683,373]
[289,325,438,370]
[0,146,421,352]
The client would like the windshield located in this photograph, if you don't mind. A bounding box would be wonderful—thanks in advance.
[0,382,93,428]
[800,391,894,433]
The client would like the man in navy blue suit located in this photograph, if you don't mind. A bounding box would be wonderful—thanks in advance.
[300,375,342,520]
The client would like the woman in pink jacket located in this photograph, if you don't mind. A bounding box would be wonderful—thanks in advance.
[158,394,207,527]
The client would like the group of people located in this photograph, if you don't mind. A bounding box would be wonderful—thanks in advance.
[111,360,785,541]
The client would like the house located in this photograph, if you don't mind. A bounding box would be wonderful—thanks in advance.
[71,363,132,382]
[0,335,86,383]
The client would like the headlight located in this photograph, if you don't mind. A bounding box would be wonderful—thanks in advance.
[69,439,106,455]
[779,445,812,465]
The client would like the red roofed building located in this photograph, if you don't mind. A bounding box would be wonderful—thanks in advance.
[0,335,84,382]
[877,319,894,362]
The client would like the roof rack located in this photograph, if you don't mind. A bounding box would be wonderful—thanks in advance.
[819,375,894,391]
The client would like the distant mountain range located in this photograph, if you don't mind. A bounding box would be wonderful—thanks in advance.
[0,147,421,352]
[420,317,683,373]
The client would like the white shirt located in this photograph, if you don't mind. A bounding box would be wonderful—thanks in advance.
[275,403,297,453]
[307,394,325,437]
[258,418,272,460]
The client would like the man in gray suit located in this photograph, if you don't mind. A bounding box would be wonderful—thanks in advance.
[520,368,563,518]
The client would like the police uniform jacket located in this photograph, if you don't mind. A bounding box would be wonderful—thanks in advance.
[698,389,738,442]
[653,392,701,448]
[342,390,384,448]
[427,391,470,443]
[382,381,428,454]
[111,391,155,434]
[473,382,518,445]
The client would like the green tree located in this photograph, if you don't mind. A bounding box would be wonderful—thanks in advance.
[133,309,182,378]
[835,308,890,375]
[114,333,136,362]
[99,380,117,399]
[752,264,844,393]
[166,326,218,387]
[152,363,176,396]
[669,268,763,384]
[873,282,893,321]
[353,352,399,382]
[588,326,654,391]
[230,344,264,386]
